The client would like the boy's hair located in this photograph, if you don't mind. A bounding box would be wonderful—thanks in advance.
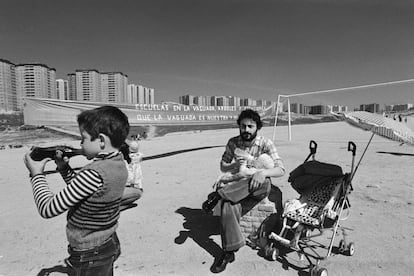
[237,109,263,130]
[77,106,130,148]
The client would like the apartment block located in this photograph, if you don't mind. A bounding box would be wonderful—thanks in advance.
[389,103,413,112]
[15,63,56,109]
[128,84,154,104]
[179,94,276,108]
[360,103,380,113]
[329,105,348,113]
[75,69,101,102]
[290,103,304,114]
[146,88,154,104]
[101,72,128,103]
[0,59,17,111]
[228,96,240,107]
[67,73,76,100]
[56,79,68,100]
[308,105,329,115]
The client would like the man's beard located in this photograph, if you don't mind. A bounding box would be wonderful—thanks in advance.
[240,130,257,142]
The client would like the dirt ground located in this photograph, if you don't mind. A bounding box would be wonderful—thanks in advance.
[0,121,413,276]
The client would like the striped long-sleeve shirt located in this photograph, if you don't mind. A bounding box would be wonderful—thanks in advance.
[29,151,123,219]
[30,168,103,219]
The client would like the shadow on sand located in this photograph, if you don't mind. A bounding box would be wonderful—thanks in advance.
[174,207,223,259]
[37,264,71,276]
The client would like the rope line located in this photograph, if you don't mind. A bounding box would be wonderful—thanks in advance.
[278,78,414,98]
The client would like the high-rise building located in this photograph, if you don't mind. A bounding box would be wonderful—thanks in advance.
[128,84,155,104]
[360,103,380,113]
[101,72,128,103]
[75,69,101,102]
[195,96,205,106]
[148,88,155,104]
[216,96,227,106]
[179,94,194,105]
[290,102,304,114]
[56,79,68,100]
[210,96,218,106]
[136,85,143,104]
[205,95,212,106]
[0,58,17,111]
[127,84,137,104]
[241,98,254,107]
[228,96,240,107]
[392,103,413,112]
[309,105,328,115]
[67,73,76,100]
[15,63,56,109]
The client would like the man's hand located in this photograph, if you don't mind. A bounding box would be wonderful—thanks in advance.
[24,151,51,177]
[234,149,254,167]
[249,170,266,191]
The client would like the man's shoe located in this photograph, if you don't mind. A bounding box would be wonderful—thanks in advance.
[210,251,235,273]
[202,191,221,213]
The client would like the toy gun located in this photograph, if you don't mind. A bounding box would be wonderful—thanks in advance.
[30,145,83,161]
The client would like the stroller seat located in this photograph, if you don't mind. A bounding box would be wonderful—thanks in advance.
[285,178,342,227]
[265,141,357,276]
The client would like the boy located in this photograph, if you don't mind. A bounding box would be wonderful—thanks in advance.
[24,105,130,276]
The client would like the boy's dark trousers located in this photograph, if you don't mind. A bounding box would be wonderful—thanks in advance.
[65,233,120,276]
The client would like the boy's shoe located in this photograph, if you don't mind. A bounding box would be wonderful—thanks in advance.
[210,250,235,273]
[202,191,221,213]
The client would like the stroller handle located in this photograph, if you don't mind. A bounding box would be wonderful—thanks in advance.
[309,140,317,155]
[304,140,318,162]
[348,141,356,156]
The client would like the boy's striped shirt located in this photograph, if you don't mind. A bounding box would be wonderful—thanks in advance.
[31,169,102,218]
[29,151,121,219]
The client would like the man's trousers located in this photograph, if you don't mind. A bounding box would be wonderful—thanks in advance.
[218,178,271,251]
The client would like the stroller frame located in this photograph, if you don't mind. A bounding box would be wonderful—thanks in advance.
[265,140,357,276]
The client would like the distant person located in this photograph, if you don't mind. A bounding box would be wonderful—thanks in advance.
[24,105,130,276]
[201,109,285,273]
[398,114,402,122]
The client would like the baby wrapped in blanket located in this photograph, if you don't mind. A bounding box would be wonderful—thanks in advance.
[211,148,274,216]
[214,148,275,189]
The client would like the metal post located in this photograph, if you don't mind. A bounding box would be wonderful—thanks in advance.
[272,95,281,141]
[287,97,292,141]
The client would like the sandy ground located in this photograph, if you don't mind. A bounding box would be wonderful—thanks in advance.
[0,121,413,276]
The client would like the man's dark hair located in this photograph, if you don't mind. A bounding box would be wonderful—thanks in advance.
[77,105,130,148]
[237,109,263,130]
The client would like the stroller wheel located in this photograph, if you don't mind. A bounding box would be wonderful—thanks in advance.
[338,239,346,252]
[310,266,328,276]
[347,242,355,256]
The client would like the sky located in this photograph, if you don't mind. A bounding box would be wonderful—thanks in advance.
[1,0,413,108]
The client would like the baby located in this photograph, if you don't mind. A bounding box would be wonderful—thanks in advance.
[125,139,143,190]
[214,148,275,188]
[120,138,144,209]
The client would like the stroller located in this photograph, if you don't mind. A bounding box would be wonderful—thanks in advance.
[264,140,357,276]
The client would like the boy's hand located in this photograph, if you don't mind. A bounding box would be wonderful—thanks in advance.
[24,151,51,177]
[55,149,70,171]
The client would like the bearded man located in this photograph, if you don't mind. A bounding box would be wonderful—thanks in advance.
[202,109,285,273]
